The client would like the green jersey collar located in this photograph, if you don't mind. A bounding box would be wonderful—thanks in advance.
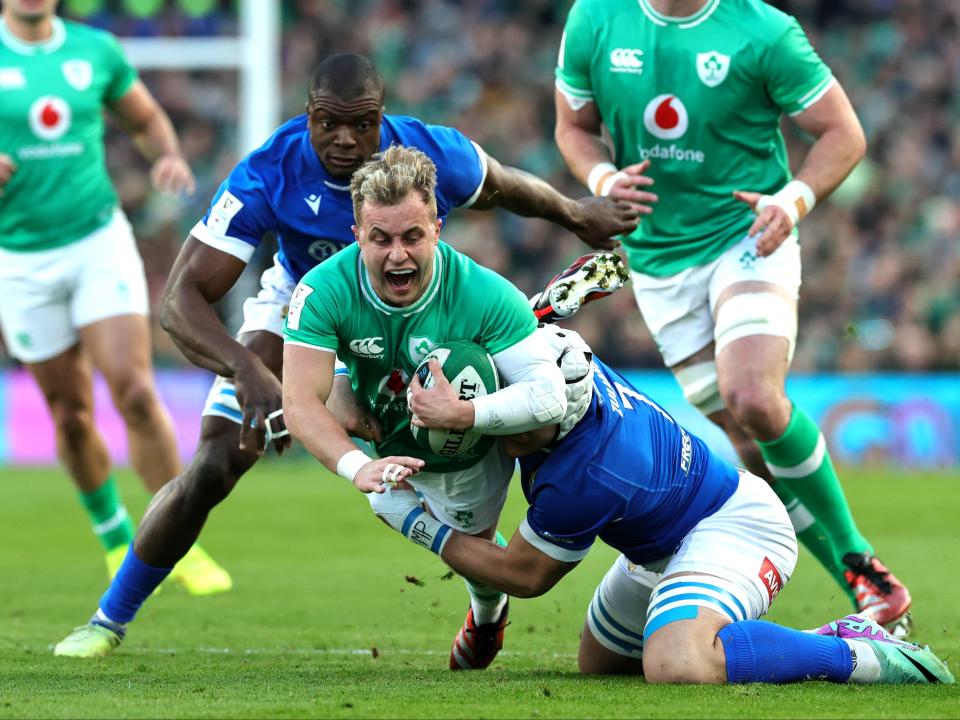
[637,0,721,29]
[0,17,66,55]
[358,247,443,317]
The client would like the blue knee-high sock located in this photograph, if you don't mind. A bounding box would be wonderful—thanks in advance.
[718,621,853,684]
[99,547,172,624]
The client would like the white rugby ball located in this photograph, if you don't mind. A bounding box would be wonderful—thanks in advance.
[410,340,499,458]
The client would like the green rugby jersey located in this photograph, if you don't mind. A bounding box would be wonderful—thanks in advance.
[0,17,137,251]
[283,242,537,473]
[556,0,834,276]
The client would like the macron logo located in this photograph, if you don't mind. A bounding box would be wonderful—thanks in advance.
[349,336,385,358]
[304,193,322,215]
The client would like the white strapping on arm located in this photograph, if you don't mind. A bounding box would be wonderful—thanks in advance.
[471,332,567,434]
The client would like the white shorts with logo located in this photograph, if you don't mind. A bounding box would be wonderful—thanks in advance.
[404,443,514,535]
[202,254,297,423]
[586,471,798,659]
[630,233,802,367]
[0,209,149,363]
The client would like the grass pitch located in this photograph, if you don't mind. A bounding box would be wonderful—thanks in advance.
[1,461,957,718]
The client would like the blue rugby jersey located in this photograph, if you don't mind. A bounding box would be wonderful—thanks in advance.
[518,358,739,565]
[190,114,486,281]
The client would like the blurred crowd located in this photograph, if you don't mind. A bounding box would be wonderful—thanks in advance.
[31,0,960,371]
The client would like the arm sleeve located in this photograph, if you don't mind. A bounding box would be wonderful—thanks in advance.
[102,32,138,102]
[191,163,277,264]
[762,18,835,117]
[471,332,567,434]
[282,274,340,352]
[554,1,596,105]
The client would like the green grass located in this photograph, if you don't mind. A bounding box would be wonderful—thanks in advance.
[1,462,957,718]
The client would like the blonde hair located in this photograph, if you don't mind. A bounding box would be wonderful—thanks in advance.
[350,145,438,223]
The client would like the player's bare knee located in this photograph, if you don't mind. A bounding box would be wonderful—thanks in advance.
[721,383,788,439]
[112,377,160,428]
[183,445,242,510]
[49,398,96,446]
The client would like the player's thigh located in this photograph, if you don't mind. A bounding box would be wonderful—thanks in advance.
[80,314,156,394]
[709,233,800,366]
[653,470,798,632]
[0,244,78,364]
[578,554,663,674]
[630,262,716,368]
[409,442,514,533]
[71,210,150,330]
[24,343,96,416]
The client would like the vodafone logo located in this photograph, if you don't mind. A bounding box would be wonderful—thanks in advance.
[643,94,688,140]
[29,96,71,141]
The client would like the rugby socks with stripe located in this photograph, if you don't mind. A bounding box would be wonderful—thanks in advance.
[464,530,509,625]
[99,547,173,624]
[758,403,872,598]
[718,620,853,683]
[78,475,136,550]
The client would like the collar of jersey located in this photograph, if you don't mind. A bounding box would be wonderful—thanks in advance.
[637,0,720,28]
[358,247,443,317]
[0,17,66,55]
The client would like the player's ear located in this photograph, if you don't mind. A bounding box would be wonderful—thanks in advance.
[352,224,361,243]
[435,218,443,238]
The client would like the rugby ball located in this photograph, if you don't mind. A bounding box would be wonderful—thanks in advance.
[410,340,499,458]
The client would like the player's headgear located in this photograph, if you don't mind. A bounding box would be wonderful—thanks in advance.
[309,53,385,102]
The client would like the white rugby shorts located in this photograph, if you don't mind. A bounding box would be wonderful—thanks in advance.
[630,233,801,367]
[202,253,296,422]
[0,209,148,363]
[406,442,514,535]
[586,471,798,659]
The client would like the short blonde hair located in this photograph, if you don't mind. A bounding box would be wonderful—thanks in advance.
[350,145,438,223]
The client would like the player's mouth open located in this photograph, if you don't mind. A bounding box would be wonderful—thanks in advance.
[385,269,416,290]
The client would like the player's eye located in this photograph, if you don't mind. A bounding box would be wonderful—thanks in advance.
[319,120,335,130]
[357,121,372,131]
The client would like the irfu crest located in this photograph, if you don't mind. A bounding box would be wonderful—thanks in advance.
[696,51,730,88]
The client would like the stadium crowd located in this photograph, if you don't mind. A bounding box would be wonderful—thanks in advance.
[12,0,956,372]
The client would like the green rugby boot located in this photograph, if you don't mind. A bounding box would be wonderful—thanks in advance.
[54,619,124,658]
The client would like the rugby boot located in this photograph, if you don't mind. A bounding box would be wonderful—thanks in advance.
[842,552,912,638]
[168,544,233,596]
[54,615,125,658]
[813,614,954,684]
[449,601,509,670]
[531,252,629,323]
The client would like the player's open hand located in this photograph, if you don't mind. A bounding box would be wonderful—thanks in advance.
[733,190,793,257]
[572,196,638,250]
[327,375,384,442]
[151,153,196,195]
[606,160,658,214]
[355,457,424,494]
[235,356,290,456]
[0,153,16,196]
[408,359,474,431]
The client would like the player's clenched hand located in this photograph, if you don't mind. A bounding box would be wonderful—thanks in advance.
[0,153,16,196]
[234,356,290,456]
[407,359,474,431]
[733,190,793,257]
[150,153,196,195]
[571,197,638,250]
[606,160,658,214]
[327,375,384,442]
[354,457,423,494]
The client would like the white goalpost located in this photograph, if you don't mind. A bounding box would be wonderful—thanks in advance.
[118,0,280,156]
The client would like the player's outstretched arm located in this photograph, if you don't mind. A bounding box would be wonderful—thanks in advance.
[553,87,657,213]
[283,345,423,493]
[469,152,639,251]
[734,83,866,257]
[369,486,574,597]
[109,80,196,195]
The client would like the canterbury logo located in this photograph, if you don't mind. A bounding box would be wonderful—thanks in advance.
[610,48,643,73]
[349,337,385,357]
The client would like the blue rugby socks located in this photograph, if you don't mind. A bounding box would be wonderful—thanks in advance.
[98,547,173,625]
[718,620,853,683]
